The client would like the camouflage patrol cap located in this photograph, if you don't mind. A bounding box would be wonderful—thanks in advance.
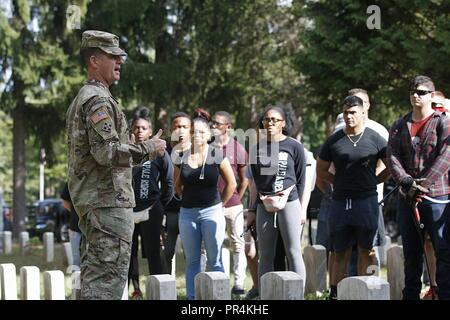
[81,30,126,56]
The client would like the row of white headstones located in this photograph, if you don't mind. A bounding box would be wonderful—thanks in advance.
[1,231,405,300]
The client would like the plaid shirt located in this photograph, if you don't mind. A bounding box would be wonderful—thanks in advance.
[387,111,450,197]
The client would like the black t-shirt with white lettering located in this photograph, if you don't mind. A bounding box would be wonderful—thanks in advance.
[319,127,387,200]
[250,137,306,203]
[132,151,174,212]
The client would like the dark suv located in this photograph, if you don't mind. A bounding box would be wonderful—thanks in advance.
[26,199,70,242]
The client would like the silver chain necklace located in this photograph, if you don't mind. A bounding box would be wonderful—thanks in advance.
[346,128,365,147]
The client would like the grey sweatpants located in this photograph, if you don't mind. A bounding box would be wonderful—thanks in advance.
[257,199,306,292]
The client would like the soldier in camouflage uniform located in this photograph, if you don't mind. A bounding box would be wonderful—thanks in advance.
[66,30,166,300]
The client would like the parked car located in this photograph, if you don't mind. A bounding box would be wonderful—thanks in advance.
[2,204,12,231]
[25,199,70,243]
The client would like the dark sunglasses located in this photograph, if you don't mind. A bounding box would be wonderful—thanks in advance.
[410,89,433,96]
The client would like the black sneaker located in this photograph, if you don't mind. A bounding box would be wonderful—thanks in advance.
[328,290,338,300]
[245,287,259,300]
[328,286,338,300]
[232,285,245,295]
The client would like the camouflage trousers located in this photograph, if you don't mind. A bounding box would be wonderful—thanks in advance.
[78,207,134,300]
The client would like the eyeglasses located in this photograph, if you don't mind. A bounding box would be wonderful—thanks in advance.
[210,120,228,127]
[410,89,433,96]
[262,117,284,124]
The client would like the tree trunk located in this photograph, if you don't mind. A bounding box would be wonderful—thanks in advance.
[12,79,27,239]
[325,113,335,137]
[249,95,258,128]
[154,0,169,135]
[154,100,168,134]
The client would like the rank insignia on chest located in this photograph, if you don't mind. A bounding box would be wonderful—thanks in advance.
[102,122,112,133]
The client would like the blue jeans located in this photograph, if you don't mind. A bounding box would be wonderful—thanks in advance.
[69,229,82,267]
[179,202,225,300]
[397,195,450,300]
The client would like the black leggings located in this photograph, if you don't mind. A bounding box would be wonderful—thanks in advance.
[128,223,143,283]
[129,201,165,279]
[163,210,180,274]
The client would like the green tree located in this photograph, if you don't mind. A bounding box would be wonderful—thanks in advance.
[83,0,305,142]
[0,0,87,237]
[293,0,450,147]
[0,109,13,204]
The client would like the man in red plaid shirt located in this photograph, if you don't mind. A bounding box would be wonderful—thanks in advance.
[387,75,450,300]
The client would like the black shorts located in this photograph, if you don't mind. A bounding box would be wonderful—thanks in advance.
[329,195,379,253]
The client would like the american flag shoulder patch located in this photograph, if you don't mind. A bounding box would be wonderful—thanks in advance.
[90,107,109,124]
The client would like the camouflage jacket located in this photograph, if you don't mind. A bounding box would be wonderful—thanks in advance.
[66,80,153,216]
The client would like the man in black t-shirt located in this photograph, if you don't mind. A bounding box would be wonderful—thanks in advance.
[317,96,390,299]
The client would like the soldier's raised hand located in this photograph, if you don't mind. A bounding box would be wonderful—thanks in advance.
[147,129,166,158]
